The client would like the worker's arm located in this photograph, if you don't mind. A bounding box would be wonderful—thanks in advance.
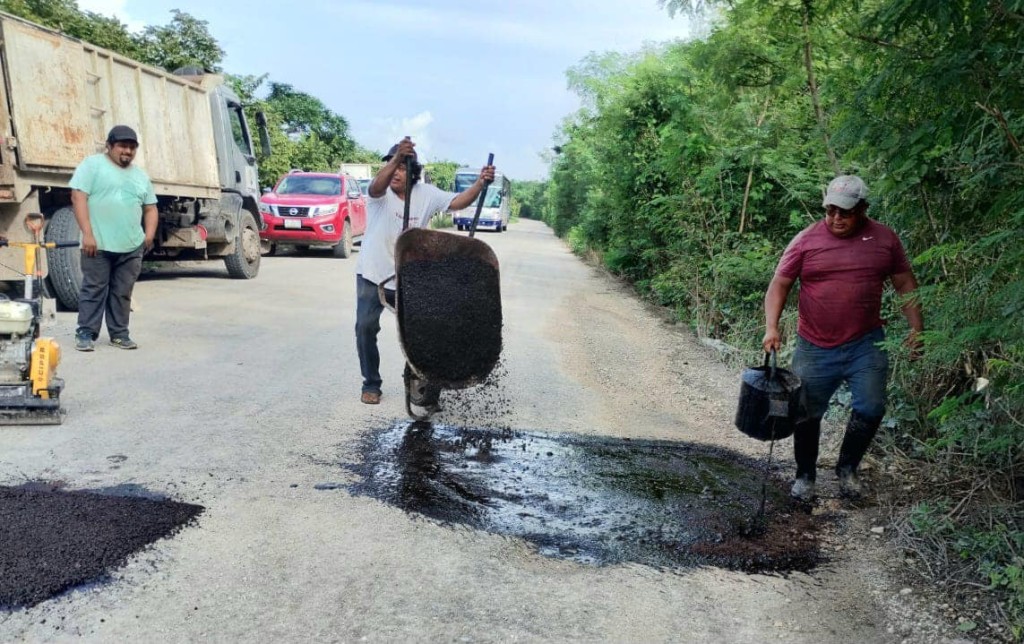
[891,270,924,355]
[448,165,496,211]
[142,204,158,251]
[71,189,98,257]
[369,155,401,199]
[762,274,796,353]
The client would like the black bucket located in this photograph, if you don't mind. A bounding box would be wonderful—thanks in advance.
[735,350,803,441]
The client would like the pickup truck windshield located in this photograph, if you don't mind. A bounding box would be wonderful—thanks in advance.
[276,176,341,196]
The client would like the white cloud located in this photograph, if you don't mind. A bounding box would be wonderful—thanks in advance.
[362,111,436,159]
[75,0,146,32]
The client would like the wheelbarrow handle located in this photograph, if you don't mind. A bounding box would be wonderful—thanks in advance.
[468,153,495,238]
[377,276,397,313]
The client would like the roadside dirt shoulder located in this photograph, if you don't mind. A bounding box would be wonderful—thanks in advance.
[548,258,973,644]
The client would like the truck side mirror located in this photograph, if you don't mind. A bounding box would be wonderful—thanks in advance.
[256,111,272,157]
[262,187,272,194]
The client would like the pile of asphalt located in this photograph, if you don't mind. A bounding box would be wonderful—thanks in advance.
[398,256,502,387]
[0,484,203,609]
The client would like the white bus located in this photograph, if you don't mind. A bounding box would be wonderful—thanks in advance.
[452,167,511,232]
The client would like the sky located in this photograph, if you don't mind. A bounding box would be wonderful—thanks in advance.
[76,0,692,180]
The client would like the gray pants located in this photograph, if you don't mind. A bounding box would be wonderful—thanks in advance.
[76,245,144,341]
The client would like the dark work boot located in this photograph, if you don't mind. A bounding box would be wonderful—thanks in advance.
[791,418,822,501]
[835,412,883,498]
[404,363,441,411]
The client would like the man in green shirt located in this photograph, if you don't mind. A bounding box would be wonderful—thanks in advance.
[69,125,158,351]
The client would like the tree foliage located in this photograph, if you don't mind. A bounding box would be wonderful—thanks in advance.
[137,9,224,72]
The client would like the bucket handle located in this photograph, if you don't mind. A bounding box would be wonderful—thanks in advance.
[763,349,778,382]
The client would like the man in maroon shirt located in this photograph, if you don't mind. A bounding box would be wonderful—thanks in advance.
[763,175,923,501]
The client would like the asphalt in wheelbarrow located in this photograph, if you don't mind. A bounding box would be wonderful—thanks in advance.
[398,255,502,387]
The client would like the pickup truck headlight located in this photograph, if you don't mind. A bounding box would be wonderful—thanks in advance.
[259,202,273,214]
[313,204,339,216]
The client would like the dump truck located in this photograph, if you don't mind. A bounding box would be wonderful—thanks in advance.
[339,163,374,180]
[0,11,272,310]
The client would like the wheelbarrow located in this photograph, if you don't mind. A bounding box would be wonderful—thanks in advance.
[379,154,503,420]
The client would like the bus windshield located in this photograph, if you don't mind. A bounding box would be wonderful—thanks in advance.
[455,173,504,208]
[484,185,503,208]
[454,173,478,193]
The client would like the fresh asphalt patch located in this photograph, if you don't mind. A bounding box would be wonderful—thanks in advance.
[0,483,203,609]
[343,421,821,574]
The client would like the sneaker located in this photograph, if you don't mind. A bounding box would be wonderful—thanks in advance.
[838,470,863,498]
[109,337,138,350]
[791,477,817,502]
[360,391,381,405]
[75,334,94,352]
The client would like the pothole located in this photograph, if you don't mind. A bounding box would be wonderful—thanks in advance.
[343,421,820,573]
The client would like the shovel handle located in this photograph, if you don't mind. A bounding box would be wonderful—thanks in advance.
[468,153,495,238]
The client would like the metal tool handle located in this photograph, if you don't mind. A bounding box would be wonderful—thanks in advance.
[468,153,495,238]
[763,349,778,382]
[402,155,413,231]
[377,276,397,313]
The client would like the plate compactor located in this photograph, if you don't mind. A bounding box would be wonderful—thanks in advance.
[0,213,78,425]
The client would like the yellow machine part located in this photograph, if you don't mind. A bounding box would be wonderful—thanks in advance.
[30,338,60,398]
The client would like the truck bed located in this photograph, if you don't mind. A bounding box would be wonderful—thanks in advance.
[0,12,220,198]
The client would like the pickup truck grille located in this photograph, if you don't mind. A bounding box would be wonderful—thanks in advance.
[274,206,310,217]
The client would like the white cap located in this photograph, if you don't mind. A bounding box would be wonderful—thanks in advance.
[822,175,868,209]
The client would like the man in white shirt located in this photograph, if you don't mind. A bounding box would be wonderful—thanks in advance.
[355,137,495,405]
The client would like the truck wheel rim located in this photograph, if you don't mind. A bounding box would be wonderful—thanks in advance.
[242,227,260,263]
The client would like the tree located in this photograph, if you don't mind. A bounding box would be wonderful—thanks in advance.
[266,83,356,166]
[137,9,224,72]
[0,0,144,59]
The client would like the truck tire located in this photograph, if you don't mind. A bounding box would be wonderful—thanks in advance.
[224,211,261,279]
[44,206,83,311]
[332,219,353,258]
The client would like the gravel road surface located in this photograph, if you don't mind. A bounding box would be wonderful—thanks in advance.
[0,219,953,642]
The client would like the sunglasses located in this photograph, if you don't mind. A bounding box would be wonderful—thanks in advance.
[825,205,858,220]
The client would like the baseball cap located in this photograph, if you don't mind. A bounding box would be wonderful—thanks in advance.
[822,175,868,210]
[106,125,139,145]
[381,143,417,162]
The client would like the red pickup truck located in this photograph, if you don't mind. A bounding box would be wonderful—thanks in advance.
[259,171,367,257]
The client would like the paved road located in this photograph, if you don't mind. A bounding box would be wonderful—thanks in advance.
[0,219,899,642]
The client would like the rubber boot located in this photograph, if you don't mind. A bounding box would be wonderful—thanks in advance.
[835,412,883,477]
[792,418,822,482]
[791,418,821,501]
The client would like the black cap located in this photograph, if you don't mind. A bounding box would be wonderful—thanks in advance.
[382,143,417,162]
[106,125,139,145]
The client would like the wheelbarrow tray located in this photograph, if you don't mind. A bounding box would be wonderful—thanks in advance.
[393,228,502,389]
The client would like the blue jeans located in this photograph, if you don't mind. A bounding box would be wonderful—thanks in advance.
[791,327,889,421]
[355,275,395,394]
